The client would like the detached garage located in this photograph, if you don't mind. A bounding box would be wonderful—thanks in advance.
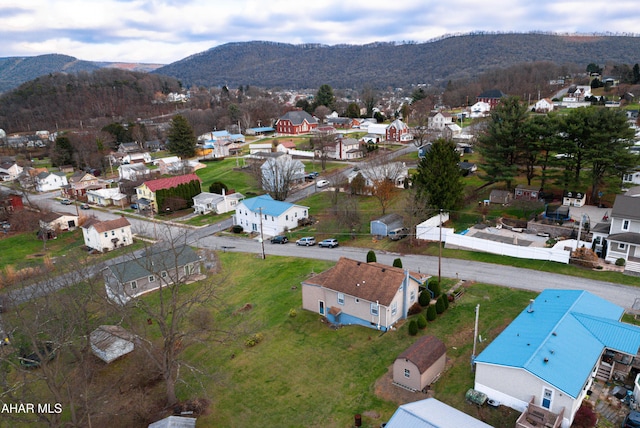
[393,335,446,392]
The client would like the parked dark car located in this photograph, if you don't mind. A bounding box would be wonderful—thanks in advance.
[270,235,288,244]
[80,203,90,210]
[319,238,339,248]
[130,203,138,210]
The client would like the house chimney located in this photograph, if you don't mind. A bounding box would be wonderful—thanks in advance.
[527,299,535,313]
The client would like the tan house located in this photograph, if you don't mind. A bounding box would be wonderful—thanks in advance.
[393,335,446,392]
[301,257,429,331]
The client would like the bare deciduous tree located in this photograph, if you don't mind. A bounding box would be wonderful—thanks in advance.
[259,154,304,201]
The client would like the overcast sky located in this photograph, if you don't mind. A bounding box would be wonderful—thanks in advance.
[2,0,639,64]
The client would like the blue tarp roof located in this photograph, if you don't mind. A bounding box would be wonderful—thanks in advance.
[475,289,640,398]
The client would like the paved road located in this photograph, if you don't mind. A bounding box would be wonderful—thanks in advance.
[16,182,640,311]
[197,233,640,310]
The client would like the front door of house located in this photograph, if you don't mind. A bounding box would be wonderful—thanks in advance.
[319,300,325,315]
[542,387,553,409]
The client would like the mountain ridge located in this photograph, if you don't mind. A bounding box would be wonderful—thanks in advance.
[2,33,640,94]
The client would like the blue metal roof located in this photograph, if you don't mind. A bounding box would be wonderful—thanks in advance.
[475,290,640,398]
[240,194,307,217]
[248,126,275,133]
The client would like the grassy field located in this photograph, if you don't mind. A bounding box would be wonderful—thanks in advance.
[177,252,534,427]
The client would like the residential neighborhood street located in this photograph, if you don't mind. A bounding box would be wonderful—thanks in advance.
[13,192,640,311]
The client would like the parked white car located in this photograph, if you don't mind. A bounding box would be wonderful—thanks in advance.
[316,179,330,188]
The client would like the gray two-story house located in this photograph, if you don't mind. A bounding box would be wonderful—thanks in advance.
[603,191,640,275]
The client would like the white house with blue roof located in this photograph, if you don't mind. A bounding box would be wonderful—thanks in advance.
[233,194,309,237]
[474,289,640,427]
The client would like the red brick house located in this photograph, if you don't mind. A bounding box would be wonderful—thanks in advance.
[275,110,318,135]
[476,89,506,110]
[386,119,413,143]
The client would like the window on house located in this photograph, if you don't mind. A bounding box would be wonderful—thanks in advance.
[623,219,630,231]
[337,292,345,305]
[286,215,289,221]
[161,271,167,278]
[410,290,416,302]
[370,303,379,316]
[131,280,137,289]
[104,232,108,237]
[148,275,155,282]
[391,301,397,316]
[620,243,627,250]
[112,231,115,236]
[404,368,410,378]
[355,298,359,303]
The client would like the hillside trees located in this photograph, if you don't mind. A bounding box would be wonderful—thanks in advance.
[167,114,197,158]
[413,138,464,211]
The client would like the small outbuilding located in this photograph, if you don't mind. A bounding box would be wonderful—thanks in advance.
[393,335,446,392]
[370,213,404,237]
[148,415,196,428]
[385,398,493,428]
[489,189,512,205]
[90,325,135,363]
[562,190,586,207]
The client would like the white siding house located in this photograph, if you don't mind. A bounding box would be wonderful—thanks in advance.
[233,194,309,237]
[193,191,245,215]
[36,171,68,192]
[81,217,133,252]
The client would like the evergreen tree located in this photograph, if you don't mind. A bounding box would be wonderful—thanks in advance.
[314,84,335,110]
[426,304,437,321]
[209,181,228,194]
[408,320,418,336]
[417,314,427,330]
[413,138,464,211]
[477,96,529,190]
[435,295,445,314]
[51,136,75,167]
[167,115,197,158]
[366,250,377,263]
[392,258,402,268]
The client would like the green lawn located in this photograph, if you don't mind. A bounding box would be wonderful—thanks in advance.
[180,252,533,427]
[195,158,261,196]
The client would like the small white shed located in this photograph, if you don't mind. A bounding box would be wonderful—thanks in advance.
[90,325,135,363]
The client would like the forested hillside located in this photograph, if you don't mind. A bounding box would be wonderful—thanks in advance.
[155,34,640,89]
[0,54,100,94]
[0,68,182,132]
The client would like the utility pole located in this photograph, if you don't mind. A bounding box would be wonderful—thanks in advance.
[471,304,480,370]
[438,209,443,286]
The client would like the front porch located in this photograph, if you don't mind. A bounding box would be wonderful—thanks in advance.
[515,397,563,428]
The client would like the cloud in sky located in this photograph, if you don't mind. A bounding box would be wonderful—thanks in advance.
[1,0,639,64]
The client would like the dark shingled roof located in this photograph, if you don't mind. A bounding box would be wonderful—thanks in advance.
[397,335,446,372]
[303,257,426,306]
[278,110,318,126]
